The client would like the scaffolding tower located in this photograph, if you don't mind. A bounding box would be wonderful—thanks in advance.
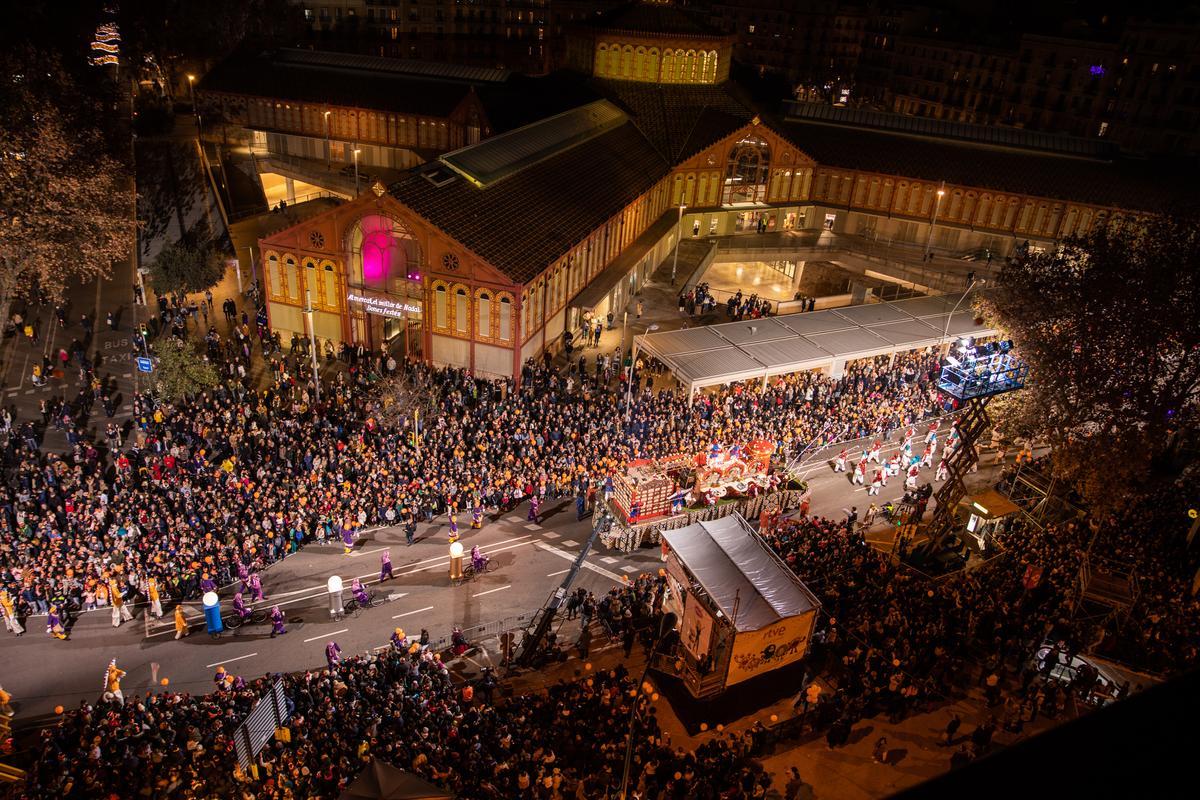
[919,341,1029,561]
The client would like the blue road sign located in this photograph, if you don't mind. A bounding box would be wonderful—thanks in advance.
[136,356,154,373]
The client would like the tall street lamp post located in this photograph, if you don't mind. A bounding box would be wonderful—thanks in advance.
[353,147,361,196]
[186,74,200,131]
[924,181,946,259]
[324,110,332,170]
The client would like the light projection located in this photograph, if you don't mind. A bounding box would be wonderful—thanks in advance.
[349,215,412,291]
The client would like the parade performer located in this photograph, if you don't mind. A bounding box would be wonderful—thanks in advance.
[146,577,163,619]
[869,469,884,496]
[920,444,934,468]
[104,659,126,705]
[109,578,133,627]
[379,550,393,582]
[248,572,266,602]
[905,464,921,491]
[46,606,67,640]
[471,544,487,573]
[834,449,848,472]
[199,573,217,594]
[471,499,484,529]
[935,458,950,482]
[325,640,342,670]
[237,561,251,594]
[887,454,902,477]
[528,494,540,524]
[173,605,190,639]
[351,578,369,606]
[342,523,355,555]
[855,457,868,485]
[391,627,408,651]
[448,509,460,543]
[868,440,882,464]
[0,589,22,636]
[232,592,250,621]
[269,605,286,638]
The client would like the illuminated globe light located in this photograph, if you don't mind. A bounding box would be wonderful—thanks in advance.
[327,575,344,594]
[202,591,218,608]
[449,541,464,559]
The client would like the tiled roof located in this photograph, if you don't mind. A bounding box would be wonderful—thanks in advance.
[585,1,726,38]
[200,48,480,117]
[774,119,1197,213]
[595,79,753,161]
[389,122,669,284]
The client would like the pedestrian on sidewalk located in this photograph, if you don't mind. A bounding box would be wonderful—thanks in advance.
[173,605,189,639]
[872,736,889,764]
[107,311,116,331]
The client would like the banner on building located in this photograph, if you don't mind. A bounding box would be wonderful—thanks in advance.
[347,290,421,319]
[725,611,816,686]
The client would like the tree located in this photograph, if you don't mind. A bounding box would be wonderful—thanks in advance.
[151,338,220,402]
[979,211,1200,513]
[0,48,135,336]
[148,238,225,297]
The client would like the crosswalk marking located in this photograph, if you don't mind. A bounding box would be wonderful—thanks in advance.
[541,531,560,539]
[599,556,619,564]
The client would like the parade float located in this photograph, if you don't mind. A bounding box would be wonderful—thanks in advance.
[599,438,810,552]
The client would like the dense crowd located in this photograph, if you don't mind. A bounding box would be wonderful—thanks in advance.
[17,634,770,799]
[0,291,943,621]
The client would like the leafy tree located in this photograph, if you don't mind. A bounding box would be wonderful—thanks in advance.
[151,338,220,402]
[979,211,1200,513]
[148,238,226,297]
[0,47,134,337]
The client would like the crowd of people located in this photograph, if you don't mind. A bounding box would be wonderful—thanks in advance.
[0,288,944,629]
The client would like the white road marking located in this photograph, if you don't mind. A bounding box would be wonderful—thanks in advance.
[349,546,389,559]
[560,540,579,547]
[599,556,619,564]
[535,542,623,582]
[393,605,435,619]
[541,531,561,539]
[620,566,639,573]
[205,652,257,669]
[304,628,347,643]
[472,585,511,597]
[505,516,524,523]
[523,523,542,531]
[547,568,571,577]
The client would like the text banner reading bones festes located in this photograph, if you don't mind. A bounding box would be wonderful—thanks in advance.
[346,292,421,319]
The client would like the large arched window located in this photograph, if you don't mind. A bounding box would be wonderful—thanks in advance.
[498,295,512,341]
[477,291,491,338]
[434,284,448,329]
[722,135,772,205]
[455,287,468,334]
[346,214,420,294]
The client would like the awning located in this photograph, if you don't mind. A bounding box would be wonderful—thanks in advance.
[662,514,819,632]
[960,488,1021,520]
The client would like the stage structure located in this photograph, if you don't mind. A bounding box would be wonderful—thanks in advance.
[920,338,1028,560]
[657,514,820,699]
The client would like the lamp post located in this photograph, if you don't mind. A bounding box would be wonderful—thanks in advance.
[449,541,464,581]
[304,289,322,402]
[670,203,686,286]
[324,110,332,170]
[186,74,201,131]
[924,182,946,259]
[617,612,677,800]
[353,147,362,196]
[623,323,659,417]
[327,576,344,619]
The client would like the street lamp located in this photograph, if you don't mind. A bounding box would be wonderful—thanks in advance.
[670,203,686,286]
[324,110,332,170]
[202,591,223,635]
[924,182,946,259]
[353,147,362,196]
[304,289,322,402]
[186,74,201,131]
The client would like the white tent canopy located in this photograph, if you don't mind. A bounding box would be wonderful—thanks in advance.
[636,292,997,393]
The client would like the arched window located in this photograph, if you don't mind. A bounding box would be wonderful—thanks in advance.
[322,263,338,309]
[455,287,468,334]
[706,50,719,82]
[621,45,634,78]
[304,259,318,302]
[267,254,282,298]
[284,256,300,301]
[498,295,512,341]
[721,135,772,205]
[434,284,448,329]
[478,291,491,338]
[346,214,419,294]
[662,50,675,82]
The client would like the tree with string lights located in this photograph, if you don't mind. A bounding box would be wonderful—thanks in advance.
[979,210,1200,513]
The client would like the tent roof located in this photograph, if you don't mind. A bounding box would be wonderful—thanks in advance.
[662,514,819,632]
[637,292,997,391]
[339,760,453,800]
